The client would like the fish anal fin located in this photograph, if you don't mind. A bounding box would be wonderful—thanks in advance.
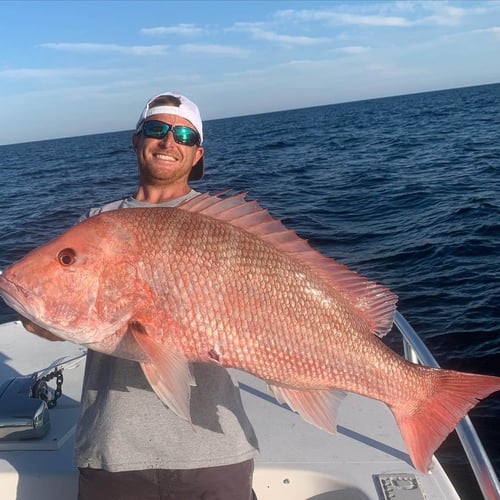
[129,320,195,422]
[179,192,397,337]
[391,369,500,472]
[269,384,346,434]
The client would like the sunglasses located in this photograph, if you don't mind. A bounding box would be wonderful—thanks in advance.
[142,120,201,146]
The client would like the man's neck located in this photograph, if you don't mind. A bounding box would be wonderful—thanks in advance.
[134,184,191,204]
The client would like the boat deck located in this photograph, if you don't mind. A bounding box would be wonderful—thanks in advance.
[0,321,461,499]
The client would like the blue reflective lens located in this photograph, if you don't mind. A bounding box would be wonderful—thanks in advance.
[142,120,200,146]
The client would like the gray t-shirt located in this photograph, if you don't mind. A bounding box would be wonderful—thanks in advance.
[74,190,259,472]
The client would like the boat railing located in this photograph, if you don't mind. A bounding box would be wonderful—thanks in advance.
[394,311,500,500]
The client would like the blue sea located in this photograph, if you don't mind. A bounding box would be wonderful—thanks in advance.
[1,83,499,498]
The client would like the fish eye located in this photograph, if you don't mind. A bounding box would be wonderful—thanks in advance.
[57,248,77,266]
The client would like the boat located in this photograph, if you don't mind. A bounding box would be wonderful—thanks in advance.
[0,312,499,500]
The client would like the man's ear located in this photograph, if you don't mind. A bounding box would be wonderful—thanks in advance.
[194,146,204,164]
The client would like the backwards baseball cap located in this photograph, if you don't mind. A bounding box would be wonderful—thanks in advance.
[135,92,204,181]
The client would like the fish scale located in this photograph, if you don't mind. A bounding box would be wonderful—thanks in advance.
[0,192,499,474]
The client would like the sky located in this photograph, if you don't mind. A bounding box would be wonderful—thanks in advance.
[1,0,499,145]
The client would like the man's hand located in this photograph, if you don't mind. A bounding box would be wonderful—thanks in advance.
[19,316,63,341]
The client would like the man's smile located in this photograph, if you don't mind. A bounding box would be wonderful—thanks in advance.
[154,152,177,161]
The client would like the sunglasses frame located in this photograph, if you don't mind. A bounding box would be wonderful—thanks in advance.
[142,120,201,146]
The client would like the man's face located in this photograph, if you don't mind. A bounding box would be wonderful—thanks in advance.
[133,113,203,185]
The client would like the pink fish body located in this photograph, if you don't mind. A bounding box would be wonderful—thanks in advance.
[1,192,499,472]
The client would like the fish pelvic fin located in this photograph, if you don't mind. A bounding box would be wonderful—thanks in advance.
[270,384,346,434]
[391,369,500,473]
[129,320,195,422]
[179,192,397,337]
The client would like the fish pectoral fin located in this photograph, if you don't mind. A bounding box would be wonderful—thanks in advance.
[140,362,194,422]
[129,320,195,422]
[269,384,346,434]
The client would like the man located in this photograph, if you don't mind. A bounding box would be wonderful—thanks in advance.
[26,92,259,500]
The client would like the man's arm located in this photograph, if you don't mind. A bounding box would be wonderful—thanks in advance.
[19,316,63,341]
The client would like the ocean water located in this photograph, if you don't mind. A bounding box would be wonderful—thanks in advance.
[0,83,499,498]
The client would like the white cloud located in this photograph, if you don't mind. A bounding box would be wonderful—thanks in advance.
[473,26,500,37]
[0,67,119,80]
[38,41,249,58]
[0,68,68,79]
[250,29,329,45]
[275,2,471,28]
[338,45,372,55]
[141,24,205,36]
[179,43,249,57]
[416,4,466,27]
[276,9,413,27]
[337,12,413,27]
[426,24,500,45]
[39,42,169,56]
[232,22,330,45]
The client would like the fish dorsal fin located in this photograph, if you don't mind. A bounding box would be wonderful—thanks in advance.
[179,192,397,337]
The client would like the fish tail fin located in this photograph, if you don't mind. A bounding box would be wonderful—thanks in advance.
[391,369,500,472]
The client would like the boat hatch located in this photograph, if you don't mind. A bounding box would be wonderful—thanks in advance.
[375,474,424,499]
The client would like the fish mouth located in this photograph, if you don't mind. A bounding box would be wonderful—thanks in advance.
[0,273,33,319]
[0,273,81,341]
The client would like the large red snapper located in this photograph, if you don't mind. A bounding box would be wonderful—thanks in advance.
[0,192,499,472]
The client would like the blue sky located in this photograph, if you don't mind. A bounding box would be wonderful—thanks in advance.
[1,0,499,145]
